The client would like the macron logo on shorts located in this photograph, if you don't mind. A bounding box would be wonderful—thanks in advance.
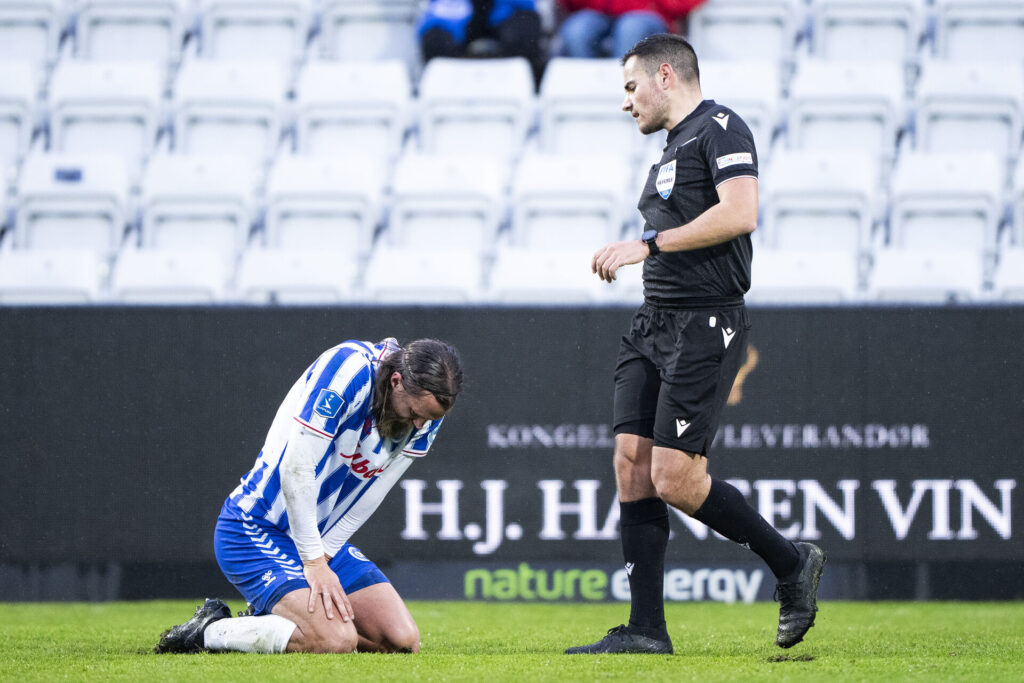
[676,419,691,437]
[314,389,344,418]
[722,327,736,349]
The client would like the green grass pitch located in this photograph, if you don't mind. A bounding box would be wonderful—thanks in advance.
[2,601,1023,681]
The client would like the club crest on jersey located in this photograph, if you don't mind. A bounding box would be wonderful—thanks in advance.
[656,159,676,199]
[314,388,344,418]
[348,546,370,562]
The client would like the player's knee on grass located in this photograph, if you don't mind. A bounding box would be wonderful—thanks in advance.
[368,621,420,653]
[292,620,359,654]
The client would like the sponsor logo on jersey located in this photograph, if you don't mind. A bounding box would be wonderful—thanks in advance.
[262,570,276,586]
[716,152,753,169]
[712,112,730,130]
[348,546,370,562]
[314,389,344,418]
[340,450,386,479]
[625,562,635,576]
[676,418,691,437]
[656,159,676,199]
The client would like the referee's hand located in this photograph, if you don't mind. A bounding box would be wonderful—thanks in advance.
[592,239,648,282]
[303,556,354,622]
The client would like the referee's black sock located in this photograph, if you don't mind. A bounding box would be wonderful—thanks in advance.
[620,497,670,637]
[692,478,800,580]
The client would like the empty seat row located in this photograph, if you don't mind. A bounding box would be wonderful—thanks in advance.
[748,247,1024,304]
[6,147,1024,261]
[0,244,639,305]
[4,54,1023,189]
[690,0,1024,65]
[3,242,1022,305]
[0,0,422,71]
[0,151,636,258]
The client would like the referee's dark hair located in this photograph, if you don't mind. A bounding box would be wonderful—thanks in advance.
[622,33,700,85]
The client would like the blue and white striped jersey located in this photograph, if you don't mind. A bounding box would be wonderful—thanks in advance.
[225,338,444,556]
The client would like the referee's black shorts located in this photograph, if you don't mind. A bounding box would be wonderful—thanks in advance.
[613,302,749,455]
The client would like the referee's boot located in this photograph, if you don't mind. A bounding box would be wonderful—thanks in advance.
[564,624,673,655]
[775,542,826,648]
[154,598,231,653]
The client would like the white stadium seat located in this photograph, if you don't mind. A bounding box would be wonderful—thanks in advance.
[15,153,129,255]
[809,0,926,63]
[235,248,360,304]
[318,0,421,76]
[935,0,1024,62]
[0,61,38,173]
[0,0,63,67]
[867,248,984,302]
[538,58,639,158]
[111,247,230,303]
[173,59,288,165]
[361,245,484,304]
[914,61,1024,164]
[786,60,905,164]
[294,60,411,163]
[264,155,386,255]
[0,248,104,304]
[747,248,861,303]
[888,152,1003,251]
[991,249,1024,301]
[761,149,879,253]
[140,154,257,255]
[197,0,313,63]
[388,154,506,253]
[417,57,535,160]
[74,0,188,65]
[511,152,631,249]
[688,0,802,64]
[48,60,163,178]
[487,246,609,304]
[699,60,782,162]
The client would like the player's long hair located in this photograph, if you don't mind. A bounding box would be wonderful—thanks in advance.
[372,338,464,426]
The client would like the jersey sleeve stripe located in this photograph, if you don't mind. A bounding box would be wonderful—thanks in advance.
[294,416,333,439]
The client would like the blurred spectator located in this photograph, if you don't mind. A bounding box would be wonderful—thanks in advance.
[419,0,546,82]
[556,1,706,59]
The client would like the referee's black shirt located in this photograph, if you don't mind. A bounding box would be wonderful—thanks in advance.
[638,99,758,307]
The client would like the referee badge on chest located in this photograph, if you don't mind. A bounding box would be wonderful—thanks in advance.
[656,159,676,199]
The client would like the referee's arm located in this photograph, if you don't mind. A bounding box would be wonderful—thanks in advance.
[592,176,758,282]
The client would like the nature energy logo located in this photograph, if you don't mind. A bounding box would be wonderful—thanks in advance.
[464,563,764,603]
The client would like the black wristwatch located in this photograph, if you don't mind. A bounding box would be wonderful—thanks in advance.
[641,229,660,257]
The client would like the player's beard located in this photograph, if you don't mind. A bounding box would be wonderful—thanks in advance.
[377,406,414,441]
[373,381,414,441]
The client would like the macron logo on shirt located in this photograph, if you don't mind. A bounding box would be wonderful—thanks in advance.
[314,389,344,419]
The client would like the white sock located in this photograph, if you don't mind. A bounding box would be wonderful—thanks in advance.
[203,614,297,654]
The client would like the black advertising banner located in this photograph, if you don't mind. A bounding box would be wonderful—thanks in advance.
[0,306,1021,600]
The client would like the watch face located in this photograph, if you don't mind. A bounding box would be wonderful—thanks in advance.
[642,230,657,240]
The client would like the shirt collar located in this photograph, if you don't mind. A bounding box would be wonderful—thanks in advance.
[666,99,717,145]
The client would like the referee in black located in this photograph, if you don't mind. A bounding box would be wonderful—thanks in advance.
[565,34,825,655]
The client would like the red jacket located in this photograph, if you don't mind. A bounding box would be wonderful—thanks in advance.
[559,0,706,24]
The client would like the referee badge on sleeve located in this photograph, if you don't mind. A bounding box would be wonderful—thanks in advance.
[656,159,676,199]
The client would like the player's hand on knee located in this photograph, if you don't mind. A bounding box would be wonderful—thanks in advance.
[303,557,354,622]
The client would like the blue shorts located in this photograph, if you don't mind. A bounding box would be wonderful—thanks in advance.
[214,503,388,615]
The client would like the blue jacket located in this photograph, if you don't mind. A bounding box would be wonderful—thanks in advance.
[418,0,537,42]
